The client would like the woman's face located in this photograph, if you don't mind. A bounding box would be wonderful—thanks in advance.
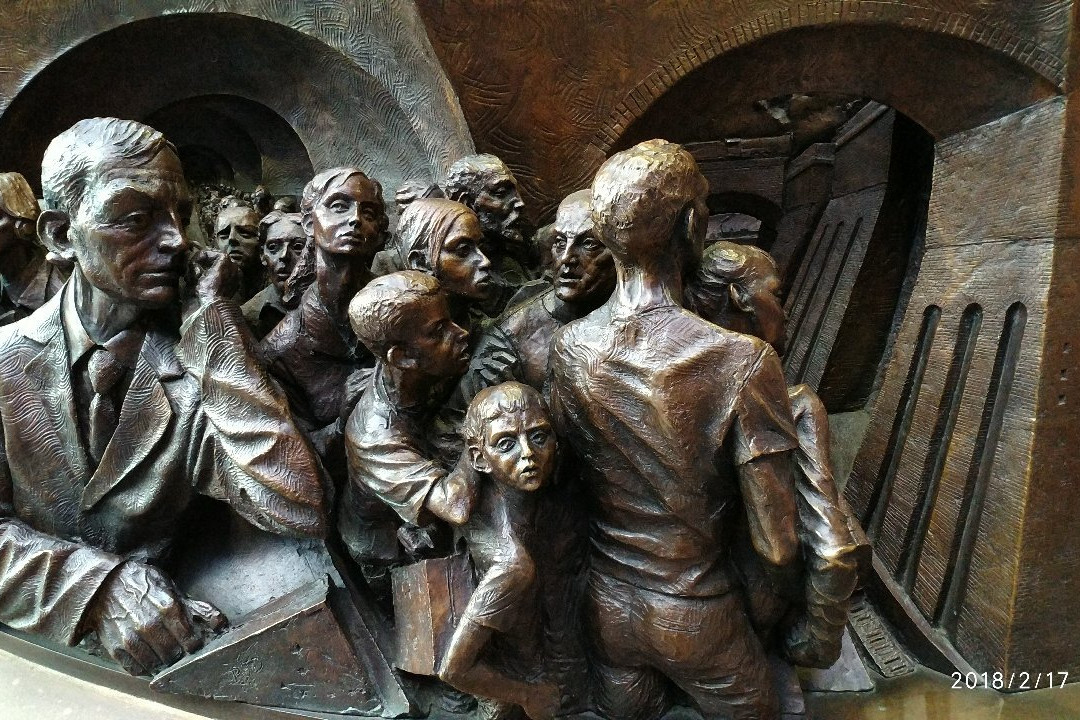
[310,175,385,259]
[435,212,493,300]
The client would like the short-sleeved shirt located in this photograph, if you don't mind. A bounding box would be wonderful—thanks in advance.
[550,302,797,597]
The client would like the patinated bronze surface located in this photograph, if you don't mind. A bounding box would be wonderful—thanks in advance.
[0,118,327,678]
[0,3,1077,719]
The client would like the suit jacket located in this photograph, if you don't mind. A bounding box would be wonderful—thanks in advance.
[0,288,328,645]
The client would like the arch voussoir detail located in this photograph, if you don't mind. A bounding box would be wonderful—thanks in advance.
[592,1,1065,154]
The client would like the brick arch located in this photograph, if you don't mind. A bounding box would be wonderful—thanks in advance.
[593,1,1066,154]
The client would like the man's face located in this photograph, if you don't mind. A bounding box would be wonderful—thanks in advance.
[436,212,493,300]
[261,220,306,293]
[68,149,192,308]
[478,403,556,492]
[311,175,384,259]
[214,206,261,271]
[551,199,615,304]
[471,170,526,250]
[400,294,470,378]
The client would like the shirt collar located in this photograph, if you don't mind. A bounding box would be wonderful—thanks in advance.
[61,281,145,369]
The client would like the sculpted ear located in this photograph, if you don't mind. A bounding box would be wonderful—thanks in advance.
[406,249,429,272]
[729,283,754,314]
[468,445,491,474]
[38,209,76,263]
[386,344,418,371]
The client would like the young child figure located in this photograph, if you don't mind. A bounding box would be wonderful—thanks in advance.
[439,381,561,719]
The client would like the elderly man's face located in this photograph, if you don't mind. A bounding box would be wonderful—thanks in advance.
[214,206,261,271]
[472,170,526,250]
[70,148,192,308]
[551,198,614,305]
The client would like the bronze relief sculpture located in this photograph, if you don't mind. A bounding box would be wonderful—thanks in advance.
[3,4,1069,716]
[0,117,858,719]
[0,117,327,677]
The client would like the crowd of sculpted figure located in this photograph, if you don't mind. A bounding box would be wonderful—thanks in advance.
[0,172,67,323]
[0,117,857,720]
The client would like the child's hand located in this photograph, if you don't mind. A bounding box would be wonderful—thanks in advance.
[397,523,436,556]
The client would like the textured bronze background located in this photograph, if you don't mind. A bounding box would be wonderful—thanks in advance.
[0,1,476,208]
[415,0,1067,220]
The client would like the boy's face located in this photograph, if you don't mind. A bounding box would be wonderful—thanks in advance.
[400,294,470,378]
[474,403,557,491]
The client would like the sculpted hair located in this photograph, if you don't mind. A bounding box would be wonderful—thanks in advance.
[443,154,514,206]
[590,139,707,266]
[259,210,304,245]
[300,167,388,236]
[348,270,442,357]
[0,172,40,222]
[397,198,477,271]
[41,117,174,215]
[462,381,548,451]
[691,241,778,297]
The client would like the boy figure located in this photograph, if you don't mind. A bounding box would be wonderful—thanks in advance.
[439,382,560,719]
[550,140,800,720]
[339,271,474,584]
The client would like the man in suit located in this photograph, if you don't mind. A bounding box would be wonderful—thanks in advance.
[0,117,328,676]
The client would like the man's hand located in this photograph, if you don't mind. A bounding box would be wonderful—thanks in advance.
[86,561,226,676]
[192,249,240,304]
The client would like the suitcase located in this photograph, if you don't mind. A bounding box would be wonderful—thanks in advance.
[390,553,476,675]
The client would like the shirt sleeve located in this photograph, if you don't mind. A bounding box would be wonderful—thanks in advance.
[179,299,329,539]
[731,345,799,465]
[0,428,121,645]
[346,411,446,527]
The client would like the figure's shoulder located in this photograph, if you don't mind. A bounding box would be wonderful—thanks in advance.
[498,287,555,337]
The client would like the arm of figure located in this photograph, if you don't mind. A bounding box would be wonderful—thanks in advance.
[0,430,220,675]
[732,346,801,570]
[346,409,474,528]
[784,384,859,668]
[425,453,478,526]
[179,252,329,539]
[438,553,558,719]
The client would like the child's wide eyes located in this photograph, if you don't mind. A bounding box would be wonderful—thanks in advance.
[495,437,516,452]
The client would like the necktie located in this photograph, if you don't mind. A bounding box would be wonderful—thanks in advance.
[86,346,125,464]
